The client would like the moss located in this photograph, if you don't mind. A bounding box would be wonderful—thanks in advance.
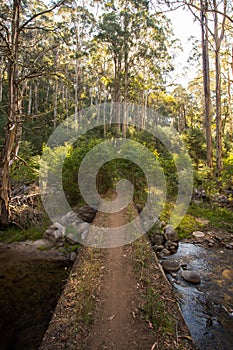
[176,213,204,239]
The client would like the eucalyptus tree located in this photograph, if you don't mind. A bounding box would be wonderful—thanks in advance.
[0,0,66,227]
[159,0,233,176]
[95,0,173,132]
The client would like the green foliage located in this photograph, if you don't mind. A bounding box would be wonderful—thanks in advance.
[222,152,233,187]
[183,128,206,168]
[143,288,174,334]
[0,224,45,243]
[10,141,40,185]
[176,213,204,239]
[188,202,233,232]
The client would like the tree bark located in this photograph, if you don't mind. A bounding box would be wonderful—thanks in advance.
[0,0,20,227]
[213,0,226,176]
[200,0,213,167]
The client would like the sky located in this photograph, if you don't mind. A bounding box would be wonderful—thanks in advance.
[165,6,201,87]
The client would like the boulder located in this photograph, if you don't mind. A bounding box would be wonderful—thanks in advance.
[43,223,66,242]
[60,211,80,226]
[162,260,180,273]
[164,225,179,242]
[81,230,88,241]
[77,206,97,223]
[181,270,201,284]
[150,233,164,247]
[66,233,80,244]
[161,248,170,256]
[77,222,89,234]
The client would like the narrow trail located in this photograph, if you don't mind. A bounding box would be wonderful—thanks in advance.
[40,201,196,350]
[84,210,156,350]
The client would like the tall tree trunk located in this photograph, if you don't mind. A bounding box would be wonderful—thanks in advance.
[213,0,226,176]
[0,0,20,227]
[112,57,121,134]
[200,0,212,167]
[28,83,32,115]
[122,7,129,138]
[228,68,232,142]
[53,79,58,127]
[0,57,4,102]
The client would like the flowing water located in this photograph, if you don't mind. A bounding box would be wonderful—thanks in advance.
[164,243,233,350]
[0,246,72,350]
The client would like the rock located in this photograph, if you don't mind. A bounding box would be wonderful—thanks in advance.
[169,245,178,254]
[66,233,80,244]
[159,221,166,228]
[222,269,233,280]
[70,221,79,230]
[77,222,89,234]
[44,223,66,242]
[60,211,80,226]
[32,239,54,249]
[77,206,97,223]
[225,244,233,250]
[156,245,165,251]
[69,252,77,261]
[192,231,205,240]
[162,260,180,273]
[181,270,201,284]
[181,263,187,270]
[165,240,172,248]
[161,248,170,256]
[81,230,88,241]
[208,243,214,248]
[150,233,164,246]
[164,225,179,242]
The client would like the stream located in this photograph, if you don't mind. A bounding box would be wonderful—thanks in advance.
[164,243,233,350]
[0,244,72,350]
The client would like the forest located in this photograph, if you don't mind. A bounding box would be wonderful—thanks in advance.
[0,1,233,349]
[0,0,232,231]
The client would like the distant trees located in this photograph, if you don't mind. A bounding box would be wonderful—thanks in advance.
[160,0,233,175]
[0,0,232,227]
[0,0,65,227]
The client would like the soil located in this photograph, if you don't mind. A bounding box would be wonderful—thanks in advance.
[83,211,157,350]
[41,203,196,350]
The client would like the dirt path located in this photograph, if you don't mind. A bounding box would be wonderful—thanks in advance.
[40,202,196,350]
[83,209,156,349]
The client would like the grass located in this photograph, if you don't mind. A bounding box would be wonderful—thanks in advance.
[132,237,195,349]
[142,288,174,334]
[72,248,102,327]
[0,224,46,243]
[159,199,233,239]
[133,235,175,338]
[188,202,233,232]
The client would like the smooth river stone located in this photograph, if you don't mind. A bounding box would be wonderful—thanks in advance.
[181,270,201,284]
[192,231,205,239]
[222,269,233,280]
[162,260,180,273]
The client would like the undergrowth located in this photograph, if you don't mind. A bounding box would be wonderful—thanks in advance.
[133,237,174,337]
[0,223,47,243]
[160,200,233,239]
